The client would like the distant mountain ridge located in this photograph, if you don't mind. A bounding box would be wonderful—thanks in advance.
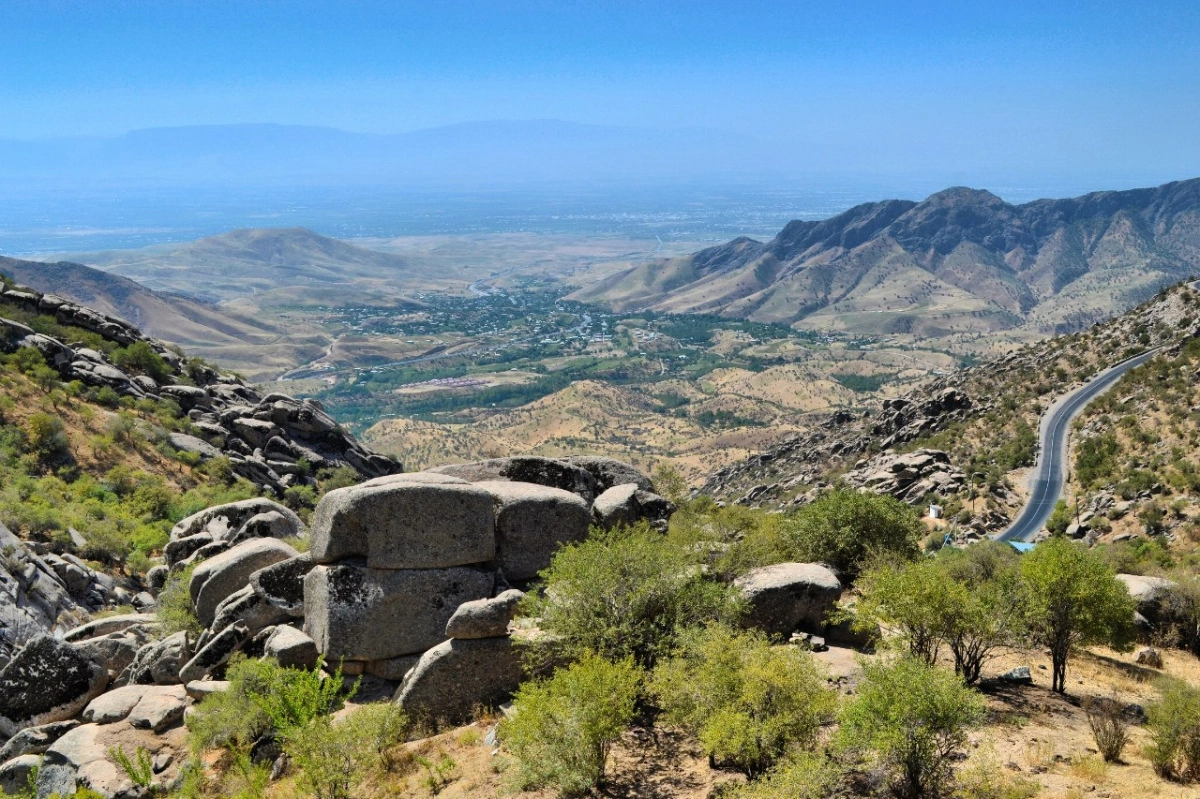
[570,178,1200,337]
[0,121,768,189]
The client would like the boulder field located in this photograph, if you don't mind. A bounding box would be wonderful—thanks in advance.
[0,454,865,798]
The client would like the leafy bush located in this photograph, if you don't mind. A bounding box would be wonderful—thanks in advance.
[284,703,408,799]
[1147,679,1200,781]
[776,490,923,578]
[725,752,844,799]
[836,657,984,799]
[499,653,640,796]
[112,341,172,383]
[520,523,742,669]
[25,411,69,464]
[187,656,356,753]
[649,624,835,777]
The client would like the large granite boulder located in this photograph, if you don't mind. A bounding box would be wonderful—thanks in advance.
[170,498,304,546]
[1117,573,1178,625]
[309,480,495,568]
[476,480,591,581]
[430,457,600,504]
[124,631,191,686]
[304,564,494,662]
[73,628,155,681]
[0,522,78,663]
[0,636,108,737]
[81,685,149,725]
[445,590,524,640]
[563,456,654,493]
[734,563,843,640]
[0,720,79,762]
[189,538,299,627]
[264,626,319,670]
[591,483,676,530]
[36,723,128,798]
[394,637,524,726]
[207,585,293,641]
[0,754,40,796]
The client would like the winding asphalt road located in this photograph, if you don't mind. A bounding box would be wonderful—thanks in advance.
[996,348,1159,542]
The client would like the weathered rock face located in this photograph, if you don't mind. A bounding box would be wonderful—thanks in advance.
[431,457,600,504]
[394,637,524,725]
[0,754,40,795]
[843,448,966,505]
[734,563,843,640]
[0,522,80,663]
[250,554,314,617]
[189,538,299,627]
[35,723,128,798]
[475,480,591,582]
[309,481,496,569]
[179,622,251,683]
[207,585,292,638]
[445,589,524,640]
[304,564,494,662]
[124,631,191,686]
[0,635,109,737]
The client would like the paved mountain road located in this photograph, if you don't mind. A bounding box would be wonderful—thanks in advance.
[996,348,1159,542]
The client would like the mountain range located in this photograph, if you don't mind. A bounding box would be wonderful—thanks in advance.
[570,178,1200,338]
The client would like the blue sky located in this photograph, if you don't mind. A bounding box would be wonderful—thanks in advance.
[2,1,1199,181]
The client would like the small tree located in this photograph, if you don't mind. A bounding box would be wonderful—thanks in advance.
[1046,500,1072,536]
[779,489,923,578]
[837,656,984,799]
[520,524,742,669]
[1019,537,1136,693]
[499,653,640,796]
[853,557,959,666]
[937,543,1024,684]
[649,624,836,777]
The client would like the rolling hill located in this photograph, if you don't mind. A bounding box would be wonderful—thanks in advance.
[570,178,1200,338]
[72,226,444,305]
[0,256,324,379]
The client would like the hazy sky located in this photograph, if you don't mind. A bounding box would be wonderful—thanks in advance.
[2,1,1199,181]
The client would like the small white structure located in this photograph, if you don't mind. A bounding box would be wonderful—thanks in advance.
[928,504,944,520]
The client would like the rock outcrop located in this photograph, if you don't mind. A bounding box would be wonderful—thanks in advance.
[734,563,843,640]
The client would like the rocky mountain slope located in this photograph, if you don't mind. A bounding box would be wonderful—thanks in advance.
[704,281,1200,538]
[572,178,1200,339]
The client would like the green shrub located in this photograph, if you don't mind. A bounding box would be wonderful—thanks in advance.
[649,624,835,777]
[499,653,640,796]
[1083,696,1129,763]
[1147,679,1200,781]
[776,490,923,578]
[187,656,357,754]
[156,562,203,637]
[25,411,69,463]
[725,752,844,799]
[521,523,742,669]
[284,703,408,799]
[112,341,172,384]
[837,657,984,799]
